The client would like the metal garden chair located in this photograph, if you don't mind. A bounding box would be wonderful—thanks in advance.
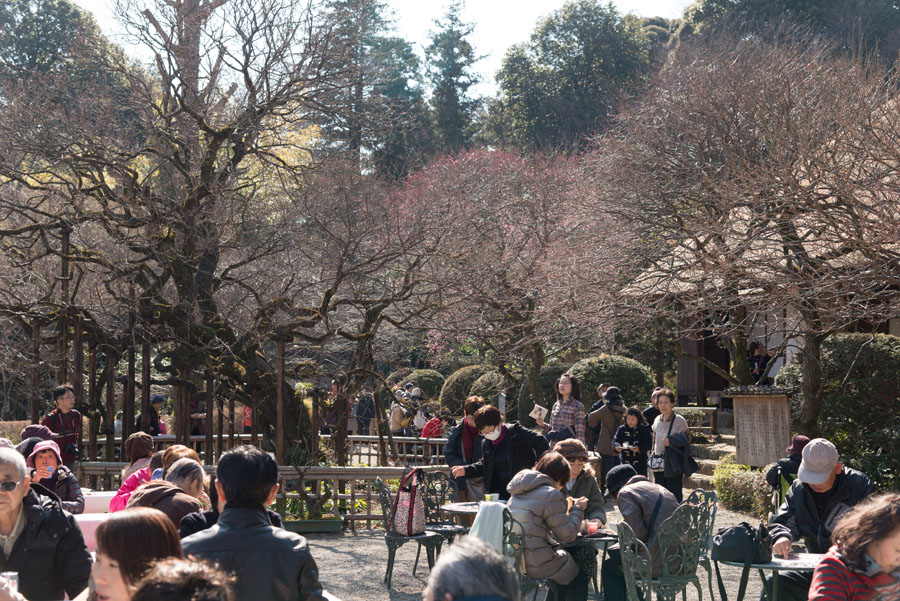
[502,508,559,601]
[413,470,469,573]
[685,488,719,601]
[373,477,442,589]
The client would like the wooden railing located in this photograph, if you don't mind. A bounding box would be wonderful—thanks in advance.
[75,462,448,530]
[82,434,258,463]
[320,435,448,466]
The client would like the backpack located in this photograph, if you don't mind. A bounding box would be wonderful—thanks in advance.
[711,522,773,601]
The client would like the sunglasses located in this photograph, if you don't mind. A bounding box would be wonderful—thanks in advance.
[566,456,588,463]
[0,481,22,493]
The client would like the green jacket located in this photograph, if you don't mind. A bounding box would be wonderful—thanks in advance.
[565,470,606,523]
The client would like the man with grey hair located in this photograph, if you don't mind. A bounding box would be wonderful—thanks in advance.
[128,457,204,527]
[423,536,518,601]
[0,447,90,600]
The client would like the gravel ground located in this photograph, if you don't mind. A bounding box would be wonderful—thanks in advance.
[307,495,772,601]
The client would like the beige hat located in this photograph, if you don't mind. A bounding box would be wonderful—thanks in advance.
[410,387,422,398]
[797,438,839,485]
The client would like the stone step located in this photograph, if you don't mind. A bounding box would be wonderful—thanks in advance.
[686,472,715,490]
[697,458,719,476]
[690,442,735,461]
[718,433,735,445]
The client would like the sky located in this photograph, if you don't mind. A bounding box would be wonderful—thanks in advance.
[70,0,694,96]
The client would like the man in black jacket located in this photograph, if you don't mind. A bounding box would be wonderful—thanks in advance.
[0,447,91,601]
[764,438,876,601]
[444,397,485,501]
[450,405,549,500]
[182,446,326,601]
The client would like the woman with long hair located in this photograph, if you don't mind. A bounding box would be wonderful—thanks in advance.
[537,374,585,444]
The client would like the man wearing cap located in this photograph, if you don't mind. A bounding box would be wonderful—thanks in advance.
[765,438,876,601]
[600,463,679,601]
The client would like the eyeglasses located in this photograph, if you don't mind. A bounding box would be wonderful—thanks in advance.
[0,481,22,493]
[567,457,588,464]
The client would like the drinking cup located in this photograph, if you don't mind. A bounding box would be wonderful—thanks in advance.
[484,493,497,502]
[1,572,18,592]
[586,520,599,535]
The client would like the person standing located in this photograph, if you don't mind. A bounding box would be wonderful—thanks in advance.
[445,397,486,502]
[536,374,585,444]
[40,384,81,468]
[642,387,662,428]
[649,389,688,502]
[588,386,626,495]
[355,388,375,436]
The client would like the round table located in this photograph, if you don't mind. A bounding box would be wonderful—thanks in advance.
[440,500,506,517]
[717,552,823,601]
[74,513,111,551]
[83,490,116,513]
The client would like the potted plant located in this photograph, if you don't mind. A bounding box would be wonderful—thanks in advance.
[282,476,344,533]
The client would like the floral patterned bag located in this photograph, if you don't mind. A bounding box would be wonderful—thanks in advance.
[392,468,426,536]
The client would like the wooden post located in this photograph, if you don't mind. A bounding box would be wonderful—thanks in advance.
[105,351,115,462]
[31,321,40,424]
[205,370,214,464]
[311,388,319,467]
[73,318,83,407]
[57,226,70,384]
[124,287,136,440]
[140,304,151,433]
[250,393,259,446]
[228,395,235,450]
[88,342,97,462]
[173,383,182,446]
[216,390,224,459]
[276,338,285,464]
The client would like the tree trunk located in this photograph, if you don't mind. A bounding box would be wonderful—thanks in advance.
[729,307,754,385]
[522,341,545,427]
[798,333,825,437]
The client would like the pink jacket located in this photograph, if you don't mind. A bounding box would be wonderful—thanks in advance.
[109,467,151,512]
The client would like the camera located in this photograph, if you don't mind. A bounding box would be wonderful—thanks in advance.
[63,443,80,459]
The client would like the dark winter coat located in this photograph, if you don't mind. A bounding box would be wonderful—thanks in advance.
[1,484,91,601]
[35,465,84,515]
[614,422,652,474]
[178,507,284,539]
[663,432,699,479]
[766,454,803,491]
[463,422,550,500]
[587,403,626,457]
[182,507,326,601]
[769,467,876,553]
[564,469,606,522]
[445,421,484,490]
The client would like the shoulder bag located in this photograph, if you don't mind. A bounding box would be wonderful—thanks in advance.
[649,417,675,471]
[392,468,427,536]
[711,521,773,601]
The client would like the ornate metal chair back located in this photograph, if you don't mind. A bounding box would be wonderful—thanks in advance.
[685,488,719,561]
[658,501,707,578]
[618,521,653,601]
[422,470,458,524]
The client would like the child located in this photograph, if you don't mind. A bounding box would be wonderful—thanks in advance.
[613,407,652,476]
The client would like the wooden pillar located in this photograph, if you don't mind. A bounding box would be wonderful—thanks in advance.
[311,388,319,467]
[30,321,40,424]
[88,342,97,462]
[228,395,235,450]
[140,304,151,433]
[216,390,224,459]
[205,370,214,464]
[73,318,83,406]
[124,293,136,440]
[276,338,285,464]
[105,351,115,462]
[57,226,70,384]
[173,383,182,445]
[250,394,259,446]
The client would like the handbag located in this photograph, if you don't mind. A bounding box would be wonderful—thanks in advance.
[711,522,773,601]
[392,468,427,536]
[649,416,675,471]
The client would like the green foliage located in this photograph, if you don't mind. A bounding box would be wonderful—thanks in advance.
[469,370,504,403]
[775,333,900,489]
[568,354,655,407]
[518,364,570,427]
[674,407,704,428]
[712,455,770,518]
[493,0,649,149]
[425,0,481,153]
[404,369,445,399]
[385,368,413,388]
[440,364,492,414]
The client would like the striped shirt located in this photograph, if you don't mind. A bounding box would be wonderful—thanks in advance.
[810,547,900,601]
[550,397,585,443]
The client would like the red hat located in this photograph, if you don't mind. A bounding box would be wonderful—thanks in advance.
[786,435,811,456]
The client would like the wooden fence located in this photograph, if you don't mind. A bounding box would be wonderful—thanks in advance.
[321,435,448,466]
[76,462,447,530]
[83,434,257,463]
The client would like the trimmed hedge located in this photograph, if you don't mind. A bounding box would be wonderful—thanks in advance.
[469,370,505,403]
[518,364,570,428]
[440,365,493,414]
[568,354,655,408]
[404,369,445,400]
[385,368,414,388]
[775,332,900,489]
[711,455,770,519]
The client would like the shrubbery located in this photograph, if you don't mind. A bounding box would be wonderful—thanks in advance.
[518,364,570,427]
[403,369,445,399]
[775,333,900,489]
[711,455,770,519]
[568,354,655,407]
[469,370,504,403]
[440,365,493,414]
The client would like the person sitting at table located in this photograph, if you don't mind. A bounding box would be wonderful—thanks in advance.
[423,536,519,601]
[553,439,606,523]
[110,450,164,512]
[178,474,283,539]
[765,435,810,510]
[450,405,550,500]
[809,492,900,601]
[507,451,589,601]
[600,463,679,601]
[131,558,236,601]
[445,397,486,502]
[26,439,84,514]
[127,458,205,528]
[123,431,155,481]
[766,438,877,601]
[0,446,91,601]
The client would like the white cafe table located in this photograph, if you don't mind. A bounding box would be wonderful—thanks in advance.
[82,490,116,514]
[74,513,110,552]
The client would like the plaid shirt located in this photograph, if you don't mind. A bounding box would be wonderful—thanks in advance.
[550,397,585,443]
